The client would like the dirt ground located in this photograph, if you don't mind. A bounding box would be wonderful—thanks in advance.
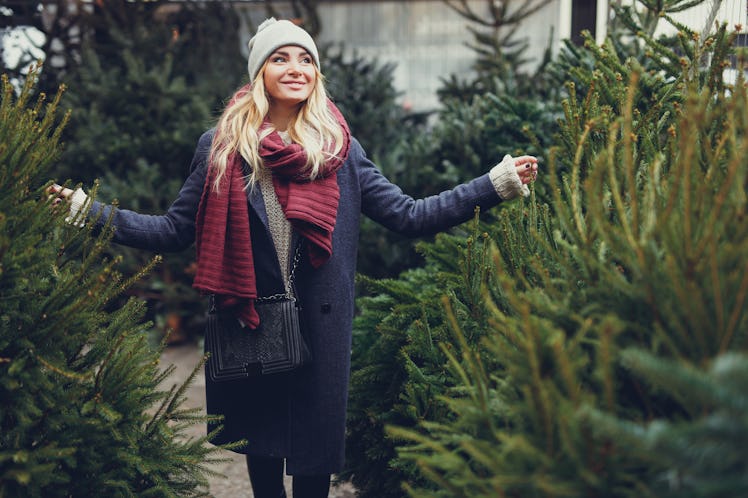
[159,343,357,498]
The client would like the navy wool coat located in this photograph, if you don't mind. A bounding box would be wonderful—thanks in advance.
[88,130,505,476]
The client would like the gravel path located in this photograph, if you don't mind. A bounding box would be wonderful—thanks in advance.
[159,344,356,498]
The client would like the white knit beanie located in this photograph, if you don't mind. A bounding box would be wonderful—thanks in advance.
[247,18,320,82]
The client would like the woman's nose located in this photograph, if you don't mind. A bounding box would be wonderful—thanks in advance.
[287,61,301,74]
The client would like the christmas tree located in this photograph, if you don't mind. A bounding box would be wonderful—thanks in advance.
[392,24,746,498]
[345,4,747,497]
[0,66,231,497]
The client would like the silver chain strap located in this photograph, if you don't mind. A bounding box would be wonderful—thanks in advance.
[255,241,303,303]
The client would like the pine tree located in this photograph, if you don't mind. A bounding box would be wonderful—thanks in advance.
[0,66,232,497]
[344,216,517,497]
[439,0,556,102]
[345,1,746,495]
[386,21,747,498]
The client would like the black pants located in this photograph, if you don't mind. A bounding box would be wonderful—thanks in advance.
[246,455,330,498]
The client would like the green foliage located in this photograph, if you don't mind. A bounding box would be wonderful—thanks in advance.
[440,0,556,101]
[0,67,232,497]
[344,199,556,497]
[580,350,748,498]
[346,0,747,493]
[323,45,423,164]
[383,24,747,498]
[400,90,556,197]
[343,1,560,492]
[60,48,210,188]
[344,212,535,497]
[344,56,559,278]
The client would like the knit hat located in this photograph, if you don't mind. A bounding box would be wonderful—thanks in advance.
[247,18,320,82]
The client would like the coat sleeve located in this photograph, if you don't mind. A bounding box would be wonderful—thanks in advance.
[354,139,503,237]
[86,130,214,253]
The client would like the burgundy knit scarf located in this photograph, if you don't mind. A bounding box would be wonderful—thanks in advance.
[193,85,351,328]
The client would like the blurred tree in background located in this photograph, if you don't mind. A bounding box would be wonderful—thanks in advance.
[1,0,84,95]
[440,0,556,101]
[58,1,246,343]
[348,0,564,278]
[1,0,245,98]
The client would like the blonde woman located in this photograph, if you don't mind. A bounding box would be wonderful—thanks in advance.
[50,18,538,498]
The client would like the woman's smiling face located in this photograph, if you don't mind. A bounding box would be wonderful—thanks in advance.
[263,45,317,113]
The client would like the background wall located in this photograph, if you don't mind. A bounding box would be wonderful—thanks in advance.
[235,0,747,112]
[237,0,562,112]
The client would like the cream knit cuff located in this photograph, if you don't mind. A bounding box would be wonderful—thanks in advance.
[66,188,89,227]
[489,154,530,201]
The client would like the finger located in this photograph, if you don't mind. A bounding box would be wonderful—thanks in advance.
[513,155,538,166]
[56,187,73,198]
[515,164,538,176]
[517,168,538,184]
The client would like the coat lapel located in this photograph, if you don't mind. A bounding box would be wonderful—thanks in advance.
[247,179,305,277]
[247,183,270,230]
[242,155,271,232]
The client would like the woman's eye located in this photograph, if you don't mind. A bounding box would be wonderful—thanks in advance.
[271,56,286,63]
[301,57,312,64]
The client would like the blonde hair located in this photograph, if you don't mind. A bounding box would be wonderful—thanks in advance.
[209,62,345,192]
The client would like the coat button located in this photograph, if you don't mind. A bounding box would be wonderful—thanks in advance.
[320,303,332,314]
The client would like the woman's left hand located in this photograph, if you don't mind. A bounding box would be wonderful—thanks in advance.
[513,155,539,185]
[47,183,74,205]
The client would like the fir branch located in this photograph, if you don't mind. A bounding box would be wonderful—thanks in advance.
[722,260,748,352]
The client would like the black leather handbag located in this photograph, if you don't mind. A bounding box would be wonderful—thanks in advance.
[205,243,311,381]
